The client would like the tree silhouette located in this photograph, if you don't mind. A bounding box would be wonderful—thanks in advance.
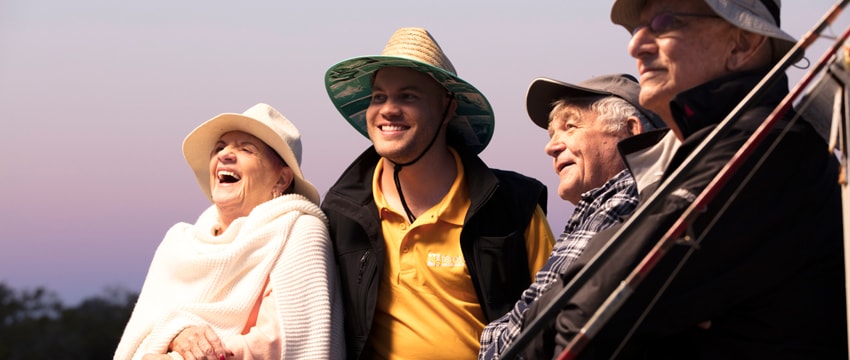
[0,282,137,360]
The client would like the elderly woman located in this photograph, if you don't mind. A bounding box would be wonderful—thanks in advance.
[114,103,344,360]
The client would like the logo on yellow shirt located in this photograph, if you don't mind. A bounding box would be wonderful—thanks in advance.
[426,252,465,267]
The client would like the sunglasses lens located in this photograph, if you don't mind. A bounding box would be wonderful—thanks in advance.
[649,12,674,34]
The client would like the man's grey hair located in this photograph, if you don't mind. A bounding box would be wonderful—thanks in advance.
[550,96,655,135]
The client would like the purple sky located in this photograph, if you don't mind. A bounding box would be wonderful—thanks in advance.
[0,0,840,305]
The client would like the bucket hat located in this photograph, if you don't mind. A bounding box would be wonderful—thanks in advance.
[526,73,664,129]
[611,0,797,64]
[324,27,494,154]
[182,103,321,205]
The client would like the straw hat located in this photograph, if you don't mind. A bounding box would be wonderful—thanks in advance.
[182,103,321,205]
[324,27,494,154]
[611,0,797,64]
[526,73,664,130]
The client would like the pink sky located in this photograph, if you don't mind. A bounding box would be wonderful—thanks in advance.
[0,0,840,305]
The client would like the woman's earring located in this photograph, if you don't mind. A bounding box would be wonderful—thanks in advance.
[273,177,287,198]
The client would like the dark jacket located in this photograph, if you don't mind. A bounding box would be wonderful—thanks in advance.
[523,71,847,359]
[321,145,548,359]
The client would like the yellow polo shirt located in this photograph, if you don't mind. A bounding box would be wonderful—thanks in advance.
[367,148,554,359]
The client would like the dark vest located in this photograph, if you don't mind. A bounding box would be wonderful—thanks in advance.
[322,145,547,359]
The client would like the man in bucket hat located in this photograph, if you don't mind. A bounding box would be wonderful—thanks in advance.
[479,74,663,359]
[519,0,847,358]
[321,27,555,359]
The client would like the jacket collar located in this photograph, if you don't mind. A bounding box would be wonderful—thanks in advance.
[325,145,498,213]
[669,69,788,139]
[618,128,680,196]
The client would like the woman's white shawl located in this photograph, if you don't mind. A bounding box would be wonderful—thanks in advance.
[114,194,344,359]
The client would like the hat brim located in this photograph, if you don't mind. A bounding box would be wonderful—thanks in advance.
[526,77,613,129]
[610,0,798,64]
[702,0,797,63]
[325,55,494,154]
[182,114,321,205]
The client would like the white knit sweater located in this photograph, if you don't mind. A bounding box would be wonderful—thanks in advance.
[114,194,344,360]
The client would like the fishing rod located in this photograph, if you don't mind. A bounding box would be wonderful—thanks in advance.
[499,1,850,359]
[557,8,850,360]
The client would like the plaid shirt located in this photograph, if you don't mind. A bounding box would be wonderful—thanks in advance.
[478,169,640,359]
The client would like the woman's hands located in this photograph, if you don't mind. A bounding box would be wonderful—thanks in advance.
[141,354,172,360]
[168,325,234,360]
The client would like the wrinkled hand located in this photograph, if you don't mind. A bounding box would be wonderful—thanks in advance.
[169,325,233,360]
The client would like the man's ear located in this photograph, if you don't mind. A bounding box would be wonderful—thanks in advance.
[625,115,643,136]
[727,29,770,71]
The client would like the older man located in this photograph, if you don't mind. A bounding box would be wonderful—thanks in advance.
[521,0,847,358]
[478,74,662,359]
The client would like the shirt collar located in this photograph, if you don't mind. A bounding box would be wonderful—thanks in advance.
[372,147,468,226]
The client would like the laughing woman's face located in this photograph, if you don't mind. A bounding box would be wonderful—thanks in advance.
[208,131,291,221]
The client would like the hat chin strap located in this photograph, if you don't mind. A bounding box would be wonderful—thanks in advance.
[389,95,454,223]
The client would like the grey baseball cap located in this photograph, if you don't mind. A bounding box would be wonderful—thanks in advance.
[525,73,664,129]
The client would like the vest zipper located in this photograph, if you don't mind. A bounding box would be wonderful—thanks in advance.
[357,250,370,284]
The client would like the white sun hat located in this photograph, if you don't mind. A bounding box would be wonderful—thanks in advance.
[182,103,321,205]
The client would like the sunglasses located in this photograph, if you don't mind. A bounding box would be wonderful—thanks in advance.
[632,11,721,36]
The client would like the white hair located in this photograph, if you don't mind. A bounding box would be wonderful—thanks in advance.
[550,96,654,135]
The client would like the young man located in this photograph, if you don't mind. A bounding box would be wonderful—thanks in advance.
[321,27,555,359]
[479,74,663,359]
[521,0,847,358]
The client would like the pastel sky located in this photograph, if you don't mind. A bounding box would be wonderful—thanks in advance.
[0,0,842,305]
